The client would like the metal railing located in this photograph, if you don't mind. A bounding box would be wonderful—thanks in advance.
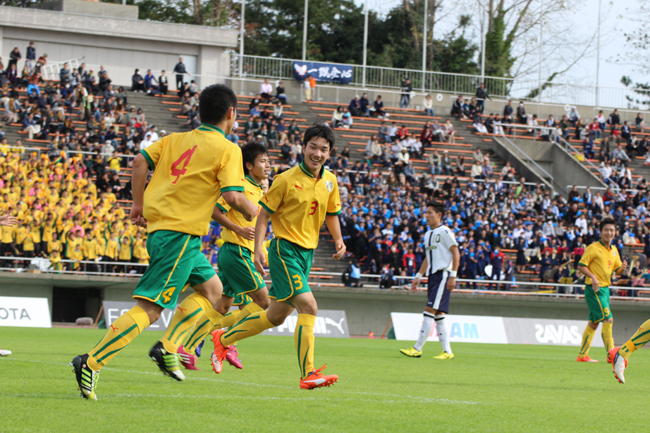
[1,260,648,300]
[41,56,85,81]
[231,54,650,109]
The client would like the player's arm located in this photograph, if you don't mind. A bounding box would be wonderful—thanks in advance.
[325,214,346,260]
[211,205,254,241]
[447,245,460,292]
[221,191,257,222]
[411,257,428,291]
[130,153,149,227]
[253,207,271,275]
[577,264,600,293]
[615,254,627,275]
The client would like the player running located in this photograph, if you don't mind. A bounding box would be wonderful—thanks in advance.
[576,216,627,363]
[400,201,460,360]
[70,84,258,400]
[609,318,650,383]
[0,212,18,358]
[176,143,271,372]
[210,124,346,389]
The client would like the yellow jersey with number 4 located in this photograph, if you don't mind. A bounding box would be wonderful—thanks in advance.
[141,124,245,237]
[579,240,623,287]
[259,161,341,250]
[216,175,263,252]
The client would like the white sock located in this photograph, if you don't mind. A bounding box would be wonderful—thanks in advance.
[435,315,451,354]
[413,312,435,351]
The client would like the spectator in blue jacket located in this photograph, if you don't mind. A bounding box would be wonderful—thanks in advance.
[359,93,370,117]
[583,137,595,160]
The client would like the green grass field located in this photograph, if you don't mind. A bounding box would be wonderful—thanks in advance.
[0,327,648,432]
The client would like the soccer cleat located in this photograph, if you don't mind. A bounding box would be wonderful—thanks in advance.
[433,351,455,360]
[195,339,205,357]
[210,329,228,374]
[0,349,11,357]
[300,365,339,390]
[610,347,627,384]
[70,354,99,400]
[177,345,200,371]
[399,347,422,358]
[226,345,243,369]
[149,341,185,381]
[576,355,598,363]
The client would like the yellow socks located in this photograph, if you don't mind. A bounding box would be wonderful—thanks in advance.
[183,302,265,353]
[620,319,650,360]
[295,314,316,379]
[183,314,213,354]
[161,293,222,353]
[579,326,596,357]
[601,322,614,351]
[221,310,273,347]
[87,306,150,370]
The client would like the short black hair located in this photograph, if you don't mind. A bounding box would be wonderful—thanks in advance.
[199,84,237,125]
[303,124,335,151]
[600,216,617,231]
[426,200,445,215]
[241,142,268,175]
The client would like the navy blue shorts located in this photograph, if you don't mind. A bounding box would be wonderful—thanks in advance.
[427,270,451,313]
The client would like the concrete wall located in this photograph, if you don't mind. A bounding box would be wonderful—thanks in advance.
[490,137,553,191]
[33,0,138,19]
[1,273,647,341]
[0,6,237,88]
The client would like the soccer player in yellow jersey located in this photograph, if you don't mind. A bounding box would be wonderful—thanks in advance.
[212,124,346,389]
[71,84,258,400]
[610,318,650,383]
[576,216,627,363]
[177,143,271,372]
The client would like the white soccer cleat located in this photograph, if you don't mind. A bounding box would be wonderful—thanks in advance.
[0,349,11,356]
[610,348,626,384]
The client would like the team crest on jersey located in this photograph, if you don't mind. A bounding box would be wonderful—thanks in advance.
[325,181,333,192]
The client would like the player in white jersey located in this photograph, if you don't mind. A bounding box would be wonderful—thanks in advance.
[400,201,460,359]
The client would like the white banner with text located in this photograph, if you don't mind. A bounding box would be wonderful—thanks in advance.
[0,296,51,328]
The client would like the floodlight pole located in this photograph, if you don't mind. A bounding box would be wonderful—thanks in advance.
[422,0,428,91]
[596,0,602,107]
[239,0,245,78]
[537,0,543,102]
[302,0,308,61]
[362,0,368,88]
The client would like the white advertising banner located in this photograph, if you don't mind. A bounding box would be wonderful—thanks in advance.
[0,296,51,328]
[391,312,602,347]
[391,313,508,344]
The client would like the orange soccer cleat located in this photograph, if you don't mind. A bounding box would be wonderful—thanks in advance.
[609,347,628,384]
[210,329,228,374]
[576,355,598,363]
[299,365,339,390]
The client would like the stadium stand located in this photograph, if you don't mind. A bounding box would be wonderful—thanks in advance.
[0,56,648,297]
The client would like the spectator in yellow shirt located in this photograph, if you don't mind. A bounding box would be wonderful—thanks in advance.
[49,250,64,273]
[70,244,84,272]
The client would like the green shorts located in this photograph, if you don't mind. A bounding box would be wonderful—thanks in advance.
[133,230,216,309]
[218,242,266,299]
[268,238,314,302]
[232,293,252,306]
[585,285,612,323]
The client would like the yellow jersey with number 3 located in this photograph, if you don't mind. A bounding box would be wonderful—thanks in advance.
[579,240,623,287]
[216,175,263,252]
[259,161,341,250]
[141,124,245,237]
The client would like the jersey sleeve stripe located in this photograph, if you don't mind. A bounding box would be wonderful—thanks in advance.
[578,262,588,267]
[140,150,155,170]
[221,186,245,193]
[259,201,275,214]
[326,210,342,216]
[215,203,228,214]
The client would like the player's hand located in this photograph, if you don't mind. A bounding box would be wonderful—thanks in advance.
[332,239,346,260]
[0,214,18,227]
[130,204,147,228]
[592,279,600,293]
[254,250,267,276]
[410,277,421,292]
[447,276,456,292]
[622,259,628,272]
[238,226,255,241]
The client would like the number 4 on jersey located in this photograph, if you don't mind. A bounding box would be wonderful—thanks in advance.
[170,145,197,184]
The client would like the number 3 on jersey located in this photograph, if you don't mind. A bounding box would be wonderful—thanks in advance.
[170,145,197,184]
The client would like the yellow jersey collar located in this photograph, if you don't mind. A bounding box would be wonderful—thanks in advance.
[598,239,612,250]
[299,161,324,179]
[245,175,261,188]
[198,123,226,137]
